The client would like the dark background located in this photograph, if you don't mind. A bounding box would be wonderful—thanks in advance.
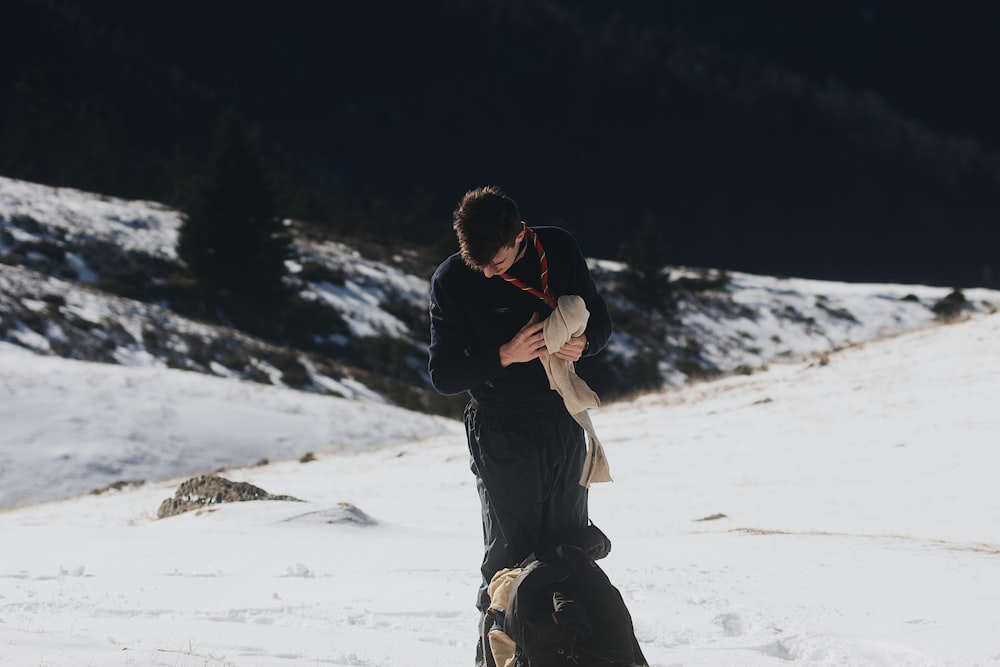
[2,0,998,287]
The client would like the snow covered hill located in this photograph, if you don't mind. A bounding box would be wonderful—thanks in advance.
[3,174,1000,665]
[0,176,435,407]
[3,174,998,413]
[0,302,998,666]
[0,341,458,508]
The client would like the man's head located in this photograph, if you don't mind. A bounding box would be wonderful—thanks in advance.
[452,186,525,277]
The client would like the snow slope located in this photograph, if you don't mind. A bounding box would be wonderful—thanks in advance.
[0,342,457,509]
[1,310,999,666]
[4,173,1000,666]
[0,176,179,259]
[6,173,998,399]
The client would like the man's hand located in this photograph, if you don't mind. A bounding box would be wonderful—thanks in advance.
[499,312,547,367]
[553,334,587,362]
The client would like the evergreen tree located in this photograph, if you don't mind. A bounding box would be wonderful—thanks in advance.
[618,215,672,312]
[177,109,289,330]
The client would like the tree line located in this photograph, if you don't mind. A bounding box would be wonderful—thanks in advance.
[2,0,998,288]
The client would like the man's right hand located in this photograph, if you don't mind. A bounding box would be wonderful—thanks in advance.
[499,312,547,367]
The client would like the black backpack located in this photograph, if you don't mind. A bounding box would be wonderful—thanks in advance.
[502,543,648,666]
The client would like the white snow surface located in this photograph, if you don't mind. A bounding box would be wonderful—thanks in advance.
[300,237,428,340]
[2,309,1000,666]
[0,177,181,259]
[4,173,1000,665]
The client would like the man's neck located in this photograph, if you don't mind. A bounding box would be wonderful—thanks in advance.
[511,235,528,267]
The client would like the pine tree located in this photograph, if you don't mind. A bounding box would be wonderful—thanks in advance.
[619,215,672,312]
[177,109,289,329]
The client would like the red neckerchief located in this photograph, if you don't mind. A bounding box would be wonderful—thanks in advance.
[499,225,556,310]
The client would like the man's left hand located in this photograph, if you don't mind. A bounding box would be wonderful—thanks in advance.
[553,334,587,362]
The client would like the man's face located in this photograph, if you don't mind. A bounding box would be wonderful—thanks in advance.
[482,230,525,278]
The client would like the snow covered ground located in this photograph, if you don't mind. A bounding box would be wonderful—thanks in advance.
[0,342,457,509]
[0,176,180,260]
[2,307,999,666]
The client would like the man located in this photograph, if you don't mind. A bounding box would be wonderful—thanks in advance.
[428,185,613,665]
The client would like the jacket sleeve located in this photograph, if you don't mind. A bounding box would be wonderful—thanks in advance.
[427,270,505,396]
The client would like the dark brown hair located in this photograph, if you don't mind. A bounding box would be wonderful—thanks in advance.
[452,185,522,270]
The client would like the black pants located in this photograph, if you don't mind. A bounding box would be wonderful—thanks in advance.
[464,399,589,614]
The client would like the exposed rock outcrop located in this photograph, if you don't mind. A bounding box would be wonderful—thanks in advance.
[157,474,302,519]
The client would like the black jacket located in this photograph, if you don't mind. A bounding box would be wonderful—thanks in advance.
[428,226,612,410]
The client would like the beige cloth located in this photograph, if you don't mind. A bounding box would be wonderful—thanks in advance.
[487,568,522,667]
[487,567,521,613]
[488,630,517,667]
[541,295,613,487]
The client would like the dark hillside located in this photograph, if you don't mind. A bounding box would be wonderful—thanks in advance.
[1,0,998,287]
